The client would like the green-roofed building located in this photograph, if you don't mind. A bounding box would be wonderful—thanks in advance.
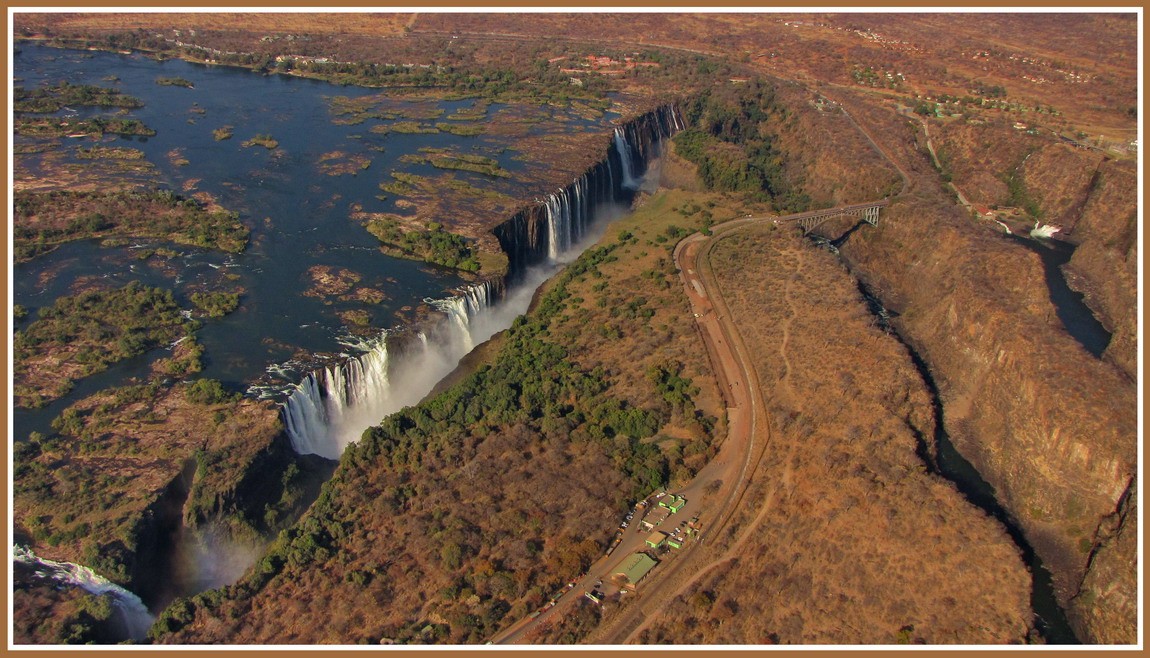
[616,552,658,588]
[645,530,668,549]
[659,494,687,514]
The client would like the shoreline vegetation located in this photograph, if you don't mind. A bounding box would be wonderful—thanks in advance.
[43,40,606,104]
[13,189,250,262]
[13,282,200,408]
[12,35,679,107]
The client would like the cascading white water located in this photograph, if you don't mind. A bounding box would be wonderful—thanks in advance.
[282,105,682,461]
[1030,222,1062,239]
[13,545,155,642]
[282,281,501,459]
[545,189,569,260]
[614,127,638,189]
[544,176,598,262]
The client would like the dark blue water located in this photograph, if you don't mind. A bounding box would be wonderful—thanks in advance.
[1009,234,1111,357]
[12,44,609,435]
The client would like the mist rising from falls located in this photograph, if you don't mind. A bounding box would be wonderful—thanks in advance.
[282,105,681,460]
[283,279,500,459]
[282,206,626,460]
[14,545,155,642]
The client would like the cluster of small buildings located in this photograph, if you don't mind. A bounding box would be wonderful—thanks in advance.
[558,54,660,76]
[639,493,687,531]
[601,494,700,593]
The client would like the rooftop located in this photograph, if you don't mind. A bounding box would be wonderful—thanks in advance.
[616,552,658,584]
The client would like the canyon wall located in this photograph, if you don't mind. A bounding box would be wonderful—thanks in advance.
[819,90,1137,644]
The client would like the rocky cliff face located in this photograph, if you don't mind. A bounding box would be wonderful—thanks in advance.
[783,89,1137,644]
[1060,159,1138,380]
[839,187,1137,646]
[932,121,1136,382]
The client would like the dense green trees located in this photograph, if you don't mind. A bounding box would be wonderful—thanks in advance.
[185,379,239,405]
[673,81,810,212]
[16,282,196,371]
[189,291,241,319]
[365,218,480,272]
[13,81,143,113]
[349,243,669,501]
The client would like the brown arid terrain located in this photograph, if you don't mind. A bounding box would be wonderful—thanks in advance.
[627,223,1033,644]
[9,10,1138,647]
[12,380,318,609]
[795,88,1138,644]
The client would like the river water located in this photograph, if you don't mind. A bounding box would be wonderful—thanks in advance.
[1010,234,1111,357]
[12,43,616,439]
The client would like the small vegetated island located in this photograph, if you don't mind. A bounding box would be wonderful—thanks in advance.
[9,11,1138,649]
[155,76,194,88]
[13,189,249,261]
[14,282,199,408]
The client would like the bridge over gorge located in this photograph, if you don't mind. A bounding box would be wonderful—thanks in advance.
[776,199,890,233]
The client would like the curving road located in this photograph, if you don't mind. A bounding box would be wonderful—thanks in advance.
[585,219,774,644]
[490,203,884,645]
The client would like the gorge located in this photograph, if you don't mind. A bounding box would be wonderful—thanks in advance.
[281,104,683,461]
[10,12,1138,647]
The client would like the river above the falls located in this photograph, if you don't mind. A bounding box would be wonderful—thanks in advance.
[12,43,620,440]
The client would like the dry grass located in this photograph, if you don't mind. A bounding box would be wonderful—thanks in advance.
[637,225,1033,644]
[14,384,283,583]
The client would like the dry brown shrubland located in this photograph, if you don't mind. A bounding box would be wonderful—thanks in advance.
[638,225,1032,644]
[825,86,1137,642]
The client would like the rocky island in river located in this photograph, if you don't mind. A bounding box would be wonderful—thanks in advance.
[9,10,1138,648]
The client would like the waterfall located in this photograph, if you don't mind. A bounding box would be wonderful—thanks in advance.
[282,280,500,459]
[614,127,638,189]
[545,189,567,261]
[284,104,684,460]
[542,174,609,263]
[13,545,155,642]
